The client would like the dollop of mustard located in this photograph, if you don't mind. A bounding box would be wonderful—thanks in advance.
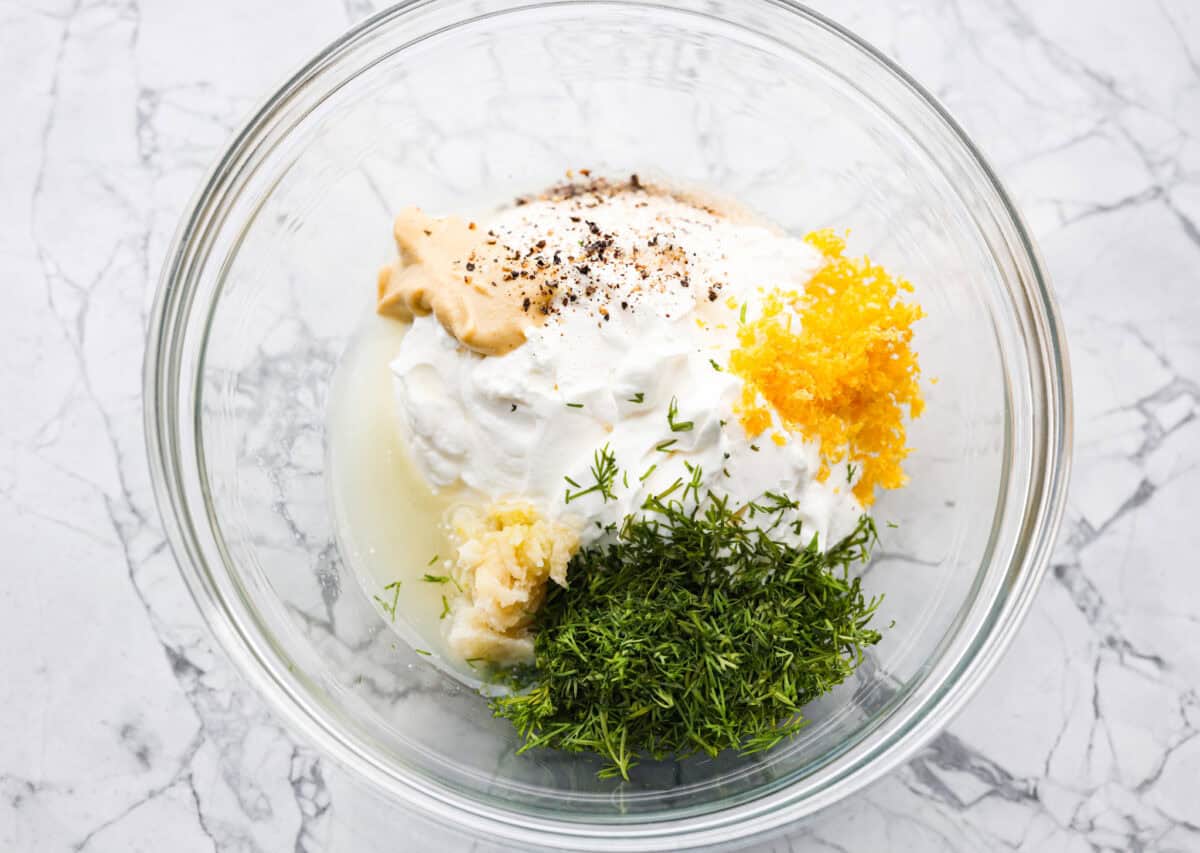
[376,208,550,355]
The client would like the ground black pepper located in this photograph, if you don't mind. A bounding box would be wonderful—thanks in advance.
[480,174,738,326]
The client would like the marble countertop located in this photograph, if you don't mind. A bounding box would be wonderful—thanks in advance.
[3,0,1198,850]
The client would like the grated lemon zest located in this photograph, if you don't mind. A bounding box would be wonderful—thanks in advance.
[729,229,924,506]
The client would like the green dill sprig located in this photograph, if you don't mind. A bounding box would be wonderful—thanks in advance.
[667,396,694,432]
[681,461,704,503]
[655,477,684,501]
[422,573,463,592]
[490,499,882,780]
[628,392,645,404]
[373,580,402,622]
[564,444,619,504]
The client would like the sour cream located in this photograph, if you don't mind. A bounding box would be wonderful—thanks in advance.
[388,187,864,550]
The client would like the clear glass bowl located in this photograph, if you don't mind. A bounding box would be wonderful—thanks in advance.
[144,1,1072,848]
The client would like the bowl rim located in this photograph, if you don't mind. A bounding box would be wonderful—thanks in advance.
[143,0,1073,847]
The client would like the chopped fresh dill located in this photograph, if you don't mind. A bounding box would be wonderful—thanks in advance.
[628,392,645,404]
[667,396,694,432]
[886,521,899,529]
[440,595,451,620]
[655,439,677,453]
[564,444,619,504]
[655,477,684,500]
[622,470,630,489]
[422,573,464,594]
[681,461,704,503]
[846,463,857,483]
[566,402,584,409]
[373,580,402,622]
[739,302,748,324]
[491,501,882,780]
[639,463,657,482]
[709,358,723,372]
[750,444,760,452]
[427,554,439,566]
[414,649,432,656]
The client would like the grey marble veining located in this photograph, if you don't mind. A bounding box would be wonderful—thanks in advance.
[1,0,1197,850]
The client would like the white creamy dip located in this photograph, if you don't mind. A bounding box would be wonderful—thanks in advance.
[388,188,864,550]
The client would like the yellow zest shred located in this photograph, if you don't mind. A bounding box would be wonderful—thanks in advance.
[728,229,925,505]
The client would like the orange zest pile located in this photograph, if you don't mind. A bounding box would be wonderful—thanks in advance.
[728,229,924,505]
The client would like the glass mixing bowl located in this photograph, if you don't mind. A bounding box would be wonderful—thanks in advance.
[144,0,1072,848]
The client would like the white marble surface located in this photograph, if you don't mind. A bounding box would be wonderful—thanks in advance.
[2,0,1198,850]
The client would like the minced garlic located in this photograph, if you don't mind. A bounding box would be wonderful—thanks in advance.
[729,229,924,505]
[445,501,581,665]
